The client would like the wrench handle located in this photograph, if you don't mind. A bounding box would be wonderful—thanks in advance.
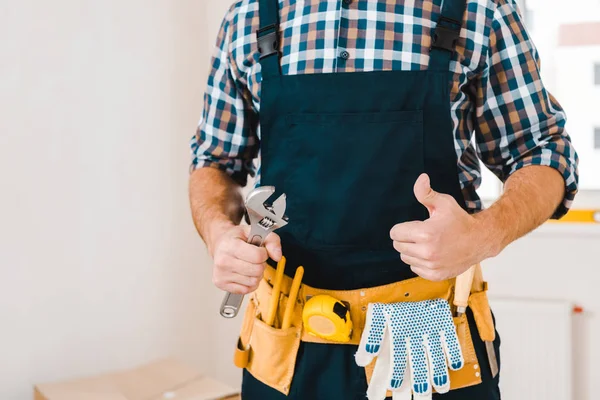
[219,232,266,318]
[220,292,245,318]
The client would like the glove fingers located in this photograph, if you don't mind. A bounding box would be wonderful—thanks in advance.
[390,336,412,400]
[389,334,408,390]
[408,335,431,397]
[424,334,450,393]
[440,328,464,371]
[356,303,387,367]
[367,330,393,400]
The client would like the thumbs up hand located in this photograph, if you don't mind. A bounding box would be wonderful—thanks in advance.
[390,173,493,281]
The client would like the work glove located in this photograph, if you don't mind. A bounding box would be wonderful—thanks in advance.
[355,299,464,400]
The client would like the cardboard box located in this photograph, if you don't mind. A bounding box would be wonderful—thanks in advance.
[34,358,240,400]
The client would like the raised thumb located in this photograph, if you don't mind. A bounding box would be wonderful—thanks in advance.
[413,173,442,216]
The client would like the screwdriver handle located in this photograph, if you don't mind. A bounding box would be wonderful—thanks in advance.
[454,264,477,316]
[281,266,304,330]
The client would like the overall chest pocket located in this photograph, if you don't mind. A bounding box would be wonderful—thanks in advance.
[283,110,425,248]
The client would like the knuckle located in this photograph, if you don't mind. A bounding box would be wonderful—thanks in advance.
[253,264,266,277]
[420,231,433,242]
[226,285,242,294]
[431,272,445,282]
[212,274,224,289]
[423,248,437,261]
[429,261,440,270]
[251,248,268,264]
[240,285,253,295]
[213,253,229,268]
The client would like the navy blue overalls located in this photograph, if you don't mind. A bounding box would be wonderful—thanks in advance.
[242,0,501,397]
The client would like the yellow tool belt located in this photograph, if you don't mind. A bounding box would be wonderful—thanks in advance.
[235,265,496,396]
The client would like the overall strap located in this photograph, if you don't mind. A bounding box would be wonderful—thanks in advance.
[428,0,467,71]
[257,0,281,78]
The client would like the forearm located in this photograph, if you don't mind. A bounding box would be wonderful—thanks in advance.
[189,167,245,255]
[475,165,565,258]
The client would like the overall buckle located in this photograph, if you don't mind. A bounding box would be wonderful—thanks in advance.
[431,16,462,53]
[257,24,279,59]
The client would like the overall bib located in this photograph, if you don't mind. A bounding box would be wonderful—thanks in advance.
[241,0,501,397]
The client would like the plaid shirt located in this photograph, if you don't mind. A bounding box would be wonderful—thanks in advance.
[191,0,579,217]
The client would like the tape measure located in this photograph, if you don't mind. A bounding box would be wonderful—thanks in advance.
[302,295,353,342]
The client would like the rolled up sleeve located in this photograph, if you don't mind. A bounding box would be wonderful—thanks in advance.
[474,0,579,218]
[190,5,259,186]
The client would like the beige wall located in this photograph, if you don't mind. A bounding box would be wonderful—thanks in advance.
[0,1,213,399]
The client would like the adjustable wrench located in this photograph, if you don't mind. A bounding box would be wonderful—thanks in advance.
[220,186,289,318]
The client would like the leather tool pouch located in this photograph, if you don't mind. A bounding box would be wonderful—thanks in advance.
[468,286,496,342]
[234,274,495,395]
[234,279,302,395]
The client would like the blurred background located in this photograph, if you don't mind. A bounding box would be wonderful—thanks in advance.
[0,0,598,399]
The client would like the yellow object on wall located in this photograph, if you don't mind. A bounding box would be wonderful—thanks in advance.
[552,209,600,224]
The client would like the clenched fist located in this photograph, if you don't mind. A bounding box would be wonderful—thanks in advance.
[209,223,282,294]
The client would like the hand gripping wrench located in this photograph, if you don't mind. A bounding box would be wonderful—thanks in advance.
[220,186,289,318]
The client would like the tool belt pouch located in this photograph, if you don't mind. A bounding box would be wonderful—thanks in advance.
[233,279,302,396]
[468,286,496,342]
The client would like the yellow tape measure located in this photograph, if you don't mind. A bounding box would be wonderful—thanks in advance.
[302,295,353,342]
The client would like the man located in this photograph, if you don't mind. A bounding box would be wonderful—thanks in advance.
[190,0,579,398]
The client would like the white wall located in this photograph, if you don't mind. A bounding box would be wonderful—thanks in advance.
[0,1,213,399]
[525,0,600,190]
[199,0,250,385]
[555,45,600,189]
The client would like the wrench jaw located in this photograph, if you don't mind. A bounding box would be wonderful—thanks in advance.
[246,187,289,229]
[269,193,287,222]
[245,186,276,207]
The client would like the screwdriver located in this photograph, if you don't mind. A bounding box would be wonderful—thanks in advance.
[281,266,304,330]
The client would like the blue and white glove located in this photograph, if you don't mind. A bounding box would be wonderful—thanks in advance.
[355,299,464,400]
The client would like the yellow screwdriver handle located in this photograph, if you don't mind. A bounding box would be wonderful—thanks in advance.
[265,257,286,327]
[281,266,304,330]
